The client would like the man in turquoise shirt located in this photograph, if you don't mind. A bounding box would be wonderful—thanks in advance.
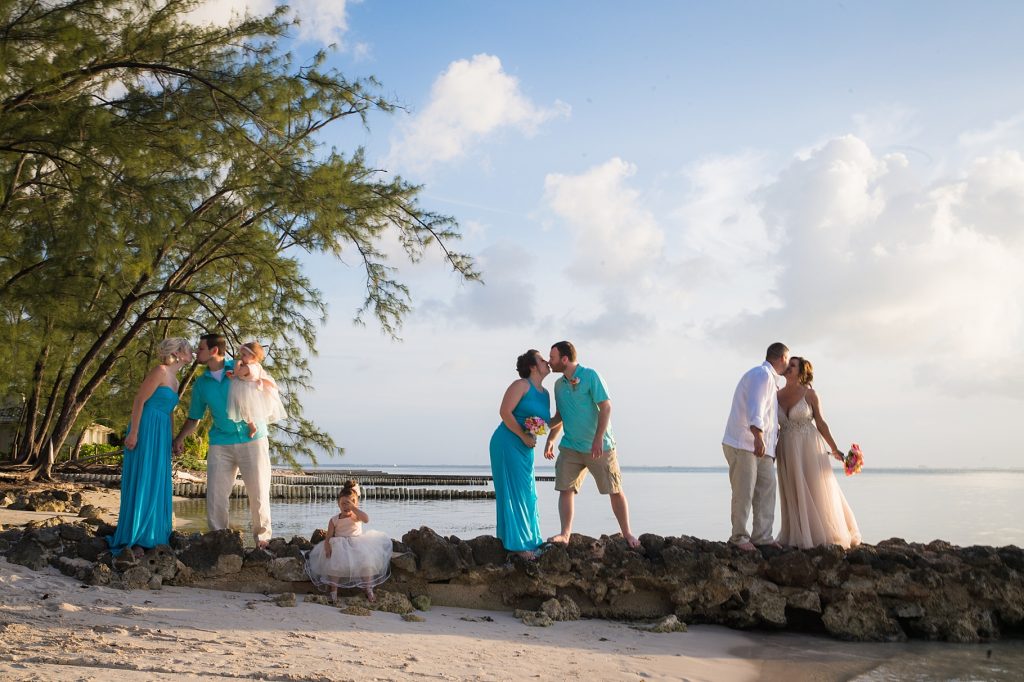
[172,333,272,547]
[543,340,639,548]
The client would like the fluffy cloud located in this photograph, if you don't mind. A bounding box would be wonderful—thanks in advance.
[387,54,570,173]
[714,134,1024,393]
[544,158,664,282]
[186,0,352,47]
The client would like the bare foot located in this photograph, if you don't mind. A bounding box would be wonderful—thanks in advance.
[547,534,570,545]
[511,550,537,561]
[734,541,757,552]
[757,540,783,550]
[329,590,338,603]
[257,540,270,550]
[131,546,145,559]
[623,533,641,549]
[364,587,376,603]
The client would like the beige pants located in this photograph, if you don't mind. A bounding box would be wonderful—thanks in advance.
[206,439,272,542]
[722,443,776,545]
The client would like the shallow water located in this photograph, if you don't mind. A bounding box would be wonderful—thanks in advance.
[174,466,1024,548]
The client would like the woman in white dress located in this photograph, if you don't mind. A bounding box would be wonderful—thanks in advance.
[776,357,861,549]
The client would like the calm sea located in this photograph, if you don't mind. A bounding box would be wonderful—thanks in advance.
[174,465,1024,548]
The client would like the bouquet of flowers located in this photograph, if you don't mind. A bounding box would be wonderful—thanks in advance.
[524,416,548,436]
[843,443,864,476]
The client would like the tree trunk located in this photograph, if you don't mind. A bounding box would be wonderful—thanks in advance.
[69,428,86,461]
[27,438,54,482]
[15,341,49,464]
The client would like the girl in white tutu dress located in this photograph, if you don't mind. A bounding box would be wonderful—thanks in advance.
[227,341,287,437]
[306,480,392,602]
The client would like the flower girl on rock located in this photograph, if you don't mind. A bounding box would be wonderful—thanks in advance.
[306,480,393,602]
[226,341,287,437]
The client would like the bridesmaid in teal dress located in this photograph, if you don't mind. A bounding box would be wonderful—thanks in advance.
[489,350,551,558]
[108,338,194,557]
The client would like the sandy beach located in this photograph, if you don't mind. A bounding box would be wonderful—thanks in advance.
[0,555,908,682]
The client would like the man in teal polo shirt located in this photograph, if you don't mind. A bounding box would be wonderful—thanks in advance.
[172,333,272,547]
[543,340,639,548]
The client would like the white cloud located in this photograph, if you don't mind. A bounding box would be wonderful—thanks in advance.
[186,0,353,47]
[387,54,570,172]
[543,158,663,282]
[713,134,1024,394]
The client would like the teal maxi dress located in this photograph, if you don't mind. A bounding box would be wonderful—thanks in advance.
[488,381,549,552]
[108,385,177,556]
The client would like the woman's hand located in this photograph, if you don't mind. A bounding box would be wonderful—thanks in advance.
[124,434,137,451]
[520,433,537,448]
[831,450,845,462]
[324,544,332,558]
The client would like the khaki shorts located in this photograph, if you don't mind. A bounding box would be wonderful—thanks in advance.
[555,446,623,495]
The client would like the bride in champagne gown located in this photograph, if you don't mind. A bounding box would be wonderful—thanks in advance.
[776,357,861,549]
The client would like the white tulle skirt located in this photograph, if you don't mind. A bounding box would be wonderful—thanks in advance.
[226,380,287,425]
[305,530,393,589]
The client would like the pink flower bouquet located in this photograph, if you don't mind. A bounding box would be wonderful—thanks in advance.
[524,416,548,436]
[843,443,864,476]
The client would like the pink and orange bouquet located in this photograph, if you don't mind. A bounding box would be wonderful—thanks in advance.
[843,443,864,476]
[524,416,548,436]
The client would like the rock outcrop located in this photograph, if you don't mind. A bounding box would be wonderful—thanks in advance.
[2,519,1021,643]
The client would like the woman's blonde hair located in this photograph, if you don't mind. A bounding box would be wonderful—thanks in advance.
[157,338,193,365]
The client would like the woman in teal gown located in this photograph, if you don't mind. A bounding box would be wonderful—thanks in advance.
[108,338,193,557]
[489,350,551,558]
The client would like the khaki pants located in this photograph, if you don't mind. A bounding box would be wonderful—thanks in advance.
[206,439,272,542]
[722,443,776,545]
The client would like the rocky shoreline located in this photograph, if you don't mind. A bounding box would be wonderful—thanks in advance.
[1,489,1021,644]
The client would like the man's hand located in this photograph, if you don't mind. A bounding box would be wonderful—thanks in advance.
[590,439,604,459]
[753,432,766,458]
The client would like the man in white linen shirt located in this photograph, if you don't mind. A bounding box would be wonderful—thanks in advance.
[722,342,789,551]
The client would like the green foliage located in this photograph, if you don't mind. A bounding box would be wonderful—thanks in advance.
[0,0,479,472]
[72,443,124,466]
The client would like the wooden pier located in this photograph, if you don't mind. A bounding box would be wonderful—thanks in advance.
[58,471,555,501]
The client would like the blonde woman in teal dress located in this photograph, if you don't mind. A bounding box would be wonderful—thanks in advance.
[489,350,551,559]
[108,338,193,557]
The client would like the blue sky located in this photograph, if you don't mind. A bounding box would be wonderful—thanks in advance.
[191,1,1024,469]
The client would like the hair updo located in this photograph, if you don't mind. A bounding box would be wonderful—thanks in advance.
[792,357,814,386]
[157,338,193,365]
[516,350,541,378]
[338,479,360,500]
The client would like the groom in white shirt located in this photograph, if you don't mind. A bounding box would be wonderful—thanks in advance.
[722,342,789,551]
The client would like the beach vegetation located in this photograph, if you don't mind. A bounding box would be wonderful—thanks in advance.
[0,0,478,479]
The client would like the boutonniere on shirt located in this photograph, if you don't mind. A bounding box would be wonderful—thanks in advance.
[567,376,580,390]
[225,370,234,379]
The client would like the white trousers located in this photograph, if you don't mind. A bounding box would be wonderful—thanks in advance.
[722,443,776,545]
[206,439,272,542]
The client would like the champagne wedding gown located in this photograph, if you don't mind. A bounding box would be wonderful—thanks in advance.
[776,396,861,549]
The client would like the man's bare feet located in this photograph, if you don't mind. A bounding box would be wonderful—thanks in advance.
[547,534,571,545]
[757,540,783,550]
[734,541,757,552]
[623,533,641,549]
